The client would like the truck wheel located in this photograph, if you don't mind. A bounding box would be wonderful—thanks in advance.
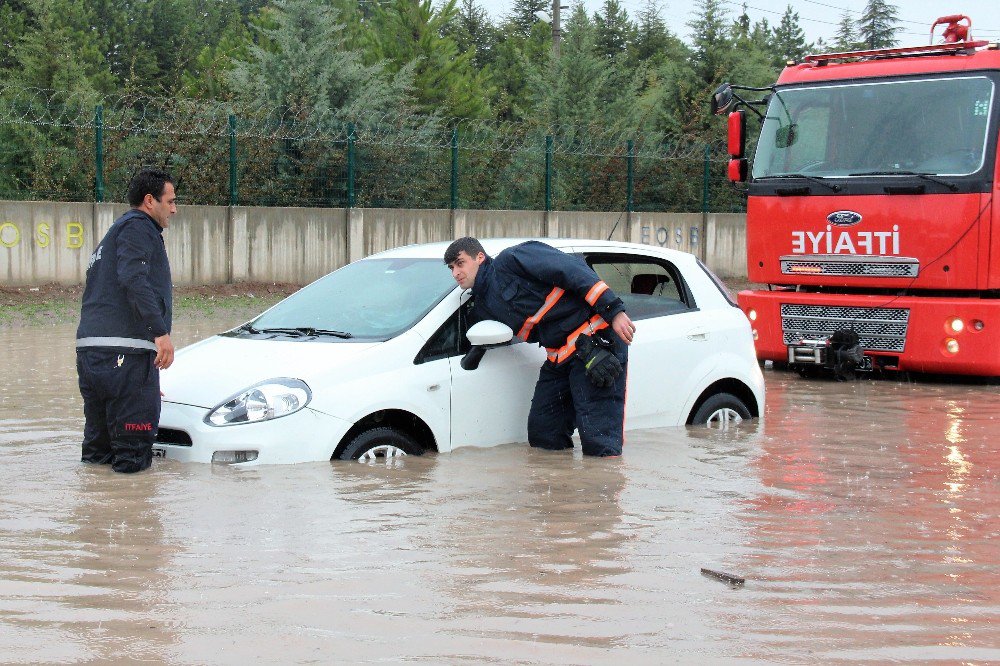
[338,427,423,461]
[691,393,751,429]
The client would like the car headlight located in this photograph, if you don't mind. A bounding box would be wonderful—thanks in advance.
[205,378,312,426]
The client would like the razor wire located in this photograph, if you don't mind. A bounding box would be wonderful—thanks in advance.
[0,86,727,159]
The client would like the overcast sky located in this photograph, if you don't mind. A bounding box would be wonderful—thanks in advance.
[476,0,1000,45]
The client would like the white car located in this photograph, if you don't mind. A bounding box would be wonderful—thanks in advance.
[155,239,765,464]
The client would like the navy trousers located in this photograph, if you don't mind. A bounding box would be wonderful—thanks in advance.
[77,349,160,473]
[527,332,627,457]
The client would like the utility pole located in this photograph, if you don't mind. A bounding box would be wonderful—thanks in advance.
[552,0,563,59]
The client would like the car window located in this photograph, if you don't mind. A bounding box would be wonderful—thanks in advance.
[415,303,469,364]
[585,253,696,320]
[252,258,456,340]
[697,258,738,307]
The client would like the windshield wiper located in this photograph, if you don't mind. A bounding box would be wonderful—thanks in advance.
[256,326,352,339]
[297,327,353,339]
[255,327,308,337]
[849,170,958,191]
[757,174,841,192]
[234,322,260,334]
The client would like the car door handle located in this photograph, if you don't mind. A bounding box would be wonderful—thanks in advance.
[686,327,709,341]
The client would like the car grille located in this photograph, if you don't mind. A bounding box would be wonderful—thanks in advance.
[780,255,918,278]
[156,428,192,446]
[781,303,909,352]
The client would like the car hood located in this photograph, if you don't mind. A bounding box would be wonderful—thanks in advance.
[161,336,382,408]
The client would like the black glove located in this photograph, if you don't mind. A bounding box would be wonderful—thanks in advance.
[575,333,622,388]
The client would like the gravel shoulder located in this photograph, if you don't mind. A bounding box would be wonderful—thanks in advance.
[0,282,300,328]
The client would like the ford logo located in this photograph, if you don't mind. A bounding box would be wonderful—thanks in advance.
[827,210,862,227]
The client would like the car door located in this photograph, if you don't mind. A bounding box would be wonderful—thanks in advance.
[415,296,545,450]
[583,251,714,429]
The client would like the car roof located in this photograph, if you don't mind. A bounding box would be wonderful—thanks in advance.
[369,238,696,263]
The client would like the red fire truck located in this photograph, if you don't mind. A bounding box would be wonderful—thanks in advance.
[713,15,1000,377]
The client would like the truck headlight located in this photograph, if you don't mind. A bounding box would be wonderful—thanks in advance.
[205,378,312,426]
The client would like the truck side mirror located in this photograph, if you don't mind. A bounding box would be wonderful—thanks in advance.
[728,110,746,158]
[727,110,748,183]
[711,83,735,115]
[774,123,798,148]
[728,158,748,182]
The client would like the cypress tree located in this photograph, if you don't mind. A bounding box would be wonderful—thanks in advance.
[857,0,899,49]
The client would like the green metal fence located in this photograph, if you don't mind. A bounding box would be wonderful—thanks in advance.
[0,87,746,213]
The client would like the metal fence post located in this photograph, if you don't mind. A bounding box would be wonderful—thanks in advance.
[228,114,237,206]
[545,135,553,212]
[701,143,710,262]
[702,143,710,215]
[347,122,356,208]
[94,105,104,203]
[626,139,634,213]
[450,127,458,210]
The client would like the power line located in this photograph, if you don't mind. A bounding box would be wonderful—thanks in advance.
[714,0,999,42]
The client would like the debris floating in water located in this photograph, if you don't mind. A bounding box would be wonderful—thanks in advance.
[700,568,745,587]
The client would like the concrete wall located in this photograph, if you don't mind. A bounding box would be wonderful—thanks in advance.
[706,213,749,279]
[0,200,748,285]
[233,207,348,285]
[459,209,545,240]
[362,208,452,257]
[629,212,705,257]
[0,201,94,284]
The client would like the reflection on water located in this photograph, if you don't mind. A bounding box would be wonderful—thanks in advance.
[1,319,998,663]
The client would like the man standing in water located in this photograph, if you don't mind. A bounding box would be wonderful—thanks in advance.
[76,169,176,473]
[445,237,635,457]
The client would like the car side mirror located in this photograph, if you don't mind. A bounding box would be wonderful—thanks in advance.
[461,320,514,371]
[466,320,513,346]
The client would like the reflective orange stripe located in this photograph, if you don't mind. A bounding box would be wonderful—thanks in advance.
[545,314,608,364]
[584,280,609,306]
[517,287,564,341]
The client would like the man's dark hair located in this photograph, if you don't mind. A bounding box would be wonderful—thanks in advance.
[127,169,175,207]
[444,237,486,265]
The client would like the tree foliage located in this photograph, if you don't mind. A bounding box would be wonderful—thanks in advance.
[365,0,491,119]
[857,0,899,49]
[771,5,810,67]
[0,0,907,211]
[833,10,860,51]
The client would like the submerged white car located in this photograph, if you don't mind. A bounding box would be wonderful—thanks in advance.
[155,239,764,464]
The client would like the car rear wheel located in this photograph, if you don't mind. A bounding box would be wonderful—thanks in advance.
[338,427,423,461]
[691,393,751,429]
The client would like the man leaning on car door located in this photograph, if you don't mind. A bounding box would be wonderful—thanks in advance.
[445,237,636,457]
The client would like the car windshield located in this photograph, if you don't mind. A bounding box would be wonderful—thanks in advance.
[251,257,456,339]
[752,75,994,179]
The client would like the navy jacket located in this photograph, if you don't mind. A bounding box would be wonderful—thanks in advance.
[76,209,172,352]
[470,241,625,361]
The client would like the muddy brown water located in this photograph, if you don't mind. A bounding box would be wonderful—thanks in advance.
[1,317,998,664]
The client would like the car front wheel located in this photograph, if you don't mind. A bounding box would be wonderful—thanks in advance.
[691,393,751,429]
[338,427,423,461]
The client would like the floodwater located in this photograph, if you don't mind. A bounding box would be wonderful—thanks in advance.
[1,317,999,665]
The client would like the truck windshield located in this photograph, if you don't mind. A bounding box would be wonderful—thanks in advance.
[752,76,994,179]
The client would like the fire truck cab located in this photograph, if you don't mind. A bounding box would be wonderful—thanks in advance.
[714,16,1000,377]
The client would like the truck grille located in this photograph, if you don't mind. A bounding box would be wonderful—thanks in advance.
[780,255,918,278]
[781,303,909,352]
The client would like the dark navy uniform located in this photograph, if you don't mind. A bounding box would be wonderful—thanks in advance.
[76,209,172,473]
[469,241,628,456]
